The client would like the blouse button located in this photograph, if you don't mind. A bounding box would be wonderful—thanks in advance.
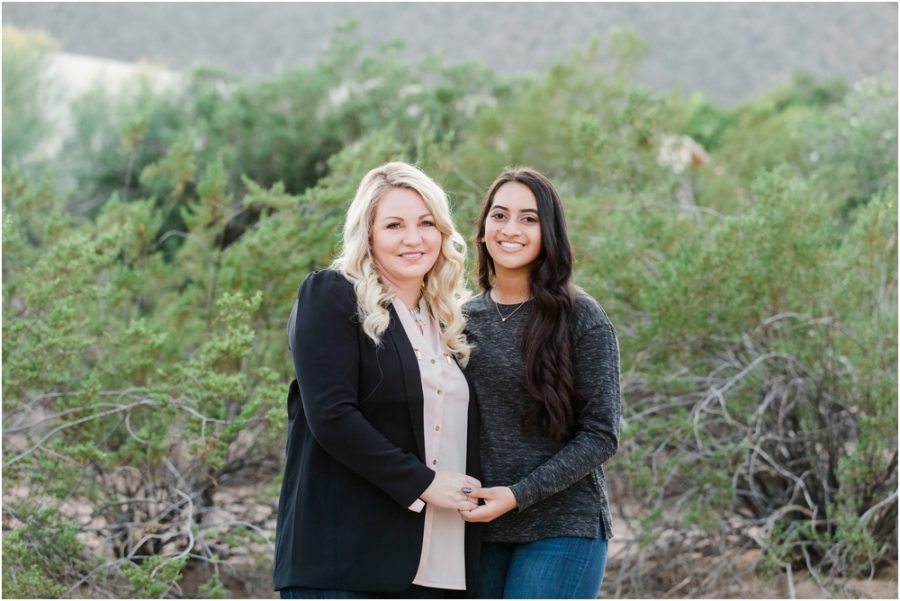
[430,359,436,364]
[437,389,443,395]
[435,425,440,431]
[432,459,438,465]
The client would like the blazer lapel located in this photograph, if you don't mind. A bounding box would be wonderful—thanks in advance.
[385,305,427,462]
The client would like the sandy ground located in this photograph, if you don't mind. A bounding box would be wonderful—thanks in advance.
[45,51,180,99]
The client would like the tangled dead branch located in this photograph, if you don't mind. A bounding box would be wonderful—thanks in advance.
[608,313,898,597]
[2,388,278,597]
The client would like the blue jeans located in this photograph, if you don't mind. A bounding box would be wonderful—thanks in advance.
[477,524,608,599]
[279,584,456,599]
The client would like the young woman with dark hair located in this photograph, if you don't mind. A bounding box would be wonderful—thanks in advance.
[461,167,621,599]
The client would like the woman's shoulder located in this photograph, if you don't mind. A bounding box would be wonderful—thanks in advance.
[573,289,615,335]
[298,269,357,308]
[462,290,491,315]
[290,270,357,347]
[301,268,354,292]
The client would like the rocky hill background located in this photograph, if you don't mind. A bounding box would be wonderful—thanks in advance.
[3,2,897,104]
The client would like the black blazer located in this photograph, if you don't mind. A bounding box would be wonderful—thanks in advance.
[273,269,481,593]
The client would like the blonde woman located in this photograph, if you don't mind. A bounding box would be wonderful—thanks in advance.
[274,162,482,598]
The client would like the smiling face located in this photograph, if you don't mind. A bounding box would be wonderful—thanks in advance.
[482,181,542,277]
[370,186,442,291]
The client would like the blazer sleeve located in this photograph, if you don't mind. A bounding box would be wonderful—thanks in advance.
[291,270,436,508]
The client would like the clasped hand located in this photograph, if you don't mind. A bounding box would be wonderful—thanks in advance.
[420,471,482,511]
[420,473,517,521]
[459,486,517,523]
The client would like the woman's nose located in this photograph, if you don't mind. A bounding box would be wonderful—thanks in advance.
[500,221,521,236]
[403,226,422,244]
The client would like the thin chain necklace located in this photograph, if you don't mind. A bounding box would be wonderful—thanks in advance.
[492,293,529,323]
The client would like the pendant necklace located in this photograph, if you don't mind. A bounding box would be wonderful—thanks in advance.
[493,296,528,322]
[409,304,426,334]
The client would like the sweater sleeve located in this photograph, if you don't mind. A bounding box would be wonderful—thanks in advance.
[508,318,621,511]
[291,270,436,508]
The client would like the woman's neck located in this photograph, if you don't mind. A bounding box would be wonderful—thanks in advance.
[384,278,422,309]
[490,269,531,304]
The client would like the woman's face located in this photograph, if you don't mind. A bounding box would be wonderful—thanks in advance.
[483,181,542,276]
[371,187,442,291]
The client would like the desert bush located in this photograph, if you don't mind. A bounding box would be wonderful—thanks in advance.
[600,89,897,596]
[2,505,98,598]
[2,160,285,595]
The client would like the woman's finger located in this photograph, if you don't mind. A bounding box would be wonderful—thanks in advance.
[460,504,492,522]
[466,487,492,500]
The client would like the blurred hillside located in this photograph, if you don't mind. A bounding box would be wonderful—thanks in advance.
[3,2,897,105]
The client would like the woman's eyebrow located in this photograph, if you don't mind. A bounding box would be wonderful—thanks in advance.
[491,205,537,214]
[381,212,433,221]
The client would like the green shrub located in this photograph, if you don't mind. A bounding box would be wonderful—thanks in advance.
[1,505,97,598]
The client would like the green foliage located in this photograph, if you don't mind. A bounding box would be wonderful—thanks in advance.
[121,555,187,598]
[683,94,733,150]
[804,75,898,214]
[2,22,896,599]
[197,572,227,599]
[2,504,97,598]
[440,28,677,209]
[3,153,281,594]
[61,73,189,215]
[646,167,833,356]
[2,26,59,170]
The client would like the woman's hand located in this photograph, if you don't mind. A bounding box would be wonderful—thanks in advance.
[420,471,481,511]
[460,486,517,522]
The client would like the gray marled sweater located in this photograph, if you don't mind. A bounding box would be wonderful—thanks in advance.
[463,291,621,543]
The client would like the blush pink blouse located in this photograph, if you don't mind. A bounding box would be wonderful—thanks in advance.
[392,297,470,590]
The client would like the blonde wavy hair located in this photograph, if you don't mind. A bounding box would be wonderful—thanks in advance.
[331,162,471,365]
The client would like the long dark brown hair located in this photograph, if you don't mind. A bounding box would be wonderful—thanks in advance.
[476,167,580,440]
